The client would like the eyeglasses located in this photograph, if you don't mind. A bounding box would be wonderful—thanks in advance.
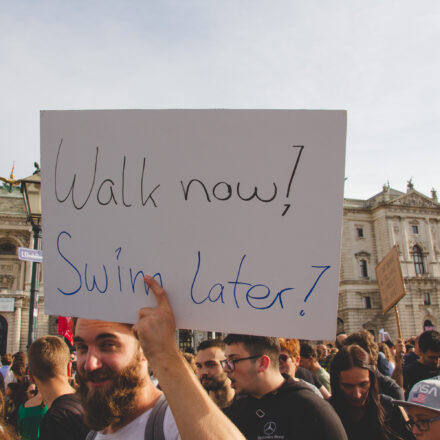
[407,415,440,432]
[220,355,262,372]
[279,353,289,363]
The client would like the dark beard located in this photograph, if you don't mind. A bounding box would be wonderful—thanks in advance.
[201,372,228,391]
[76,353,145,431]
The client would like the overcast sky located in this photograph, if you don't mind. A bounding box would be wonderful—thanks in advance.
[1,1,439,199]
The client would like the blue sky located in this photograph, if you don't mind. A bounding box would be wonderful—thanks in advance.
[1,1,439,199]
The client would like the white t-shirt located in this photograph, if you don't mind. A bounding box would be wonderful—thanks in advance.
[95,405,180,440]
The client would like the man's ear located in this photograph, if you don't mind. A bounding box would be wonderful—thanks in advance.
[257,355,271,372]
[293,356,301,367]
[138,344,148,362]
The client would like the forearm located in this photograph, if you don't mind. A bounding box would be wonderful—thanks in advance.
[392,354,403,388]
[151,350,245,440]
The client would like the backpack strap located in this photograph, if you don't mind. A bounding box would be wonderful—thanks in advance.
[145,394,168,440]
[85,431,98,440]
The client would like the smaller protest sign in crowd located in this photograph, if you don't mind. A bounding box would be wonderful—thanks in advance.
[0,275,438,440]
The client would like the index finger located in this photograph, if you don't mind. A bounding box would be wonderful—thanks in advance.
[144,274,172,310]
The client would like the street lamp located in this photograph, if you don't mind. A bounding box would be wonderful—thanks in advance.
[21,171,42,347]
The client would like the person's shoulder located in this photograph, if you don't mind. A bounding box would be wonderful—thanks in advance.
[377,372,404,399]
[279,378,330,409]
[52,393,81,405]
[403,360,422,373]
[49,393,84,416]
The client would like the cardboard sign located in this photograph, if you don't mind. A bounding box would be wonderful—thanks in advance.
[41,110,346,339]
[375,245,406,314]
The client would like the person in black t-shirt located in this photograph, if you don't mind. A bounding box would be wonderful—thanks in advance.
[403,330,440,398]
[329,345,414,440]
[222,334,347,440]
[28,336,89,440]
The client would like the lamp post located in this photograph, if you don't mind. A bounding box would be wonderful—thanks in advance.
[21,171,42,347]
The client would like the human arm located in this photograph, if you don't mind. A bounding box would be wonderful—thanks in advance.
[391,338,405,388]
[319,385,331,399]
[133,275,245,440]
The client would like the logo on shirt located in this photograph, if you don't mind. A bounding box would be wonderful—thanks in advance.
[264,421,277,436]
[256,409,265,418]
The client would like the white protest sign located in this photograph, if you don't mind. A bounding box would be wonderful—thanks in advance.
[41,110,346,340]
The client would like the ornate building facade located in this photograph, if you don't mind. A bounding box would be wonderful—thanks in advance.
[0,184,50,353]
[338,183,440,341]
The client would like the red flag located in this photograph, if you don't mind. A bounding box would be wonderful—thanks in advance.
[58,316,73,345]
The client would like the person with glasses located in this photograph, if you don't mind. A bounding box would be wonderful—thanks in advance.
[394,376,440,440]
[330,344,414,440]
[222,334,348,440]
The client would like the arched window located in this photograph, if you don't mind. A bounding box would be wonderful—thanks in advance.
[0,242,16,255]
[424,320,435,331]
[413,245,425,274]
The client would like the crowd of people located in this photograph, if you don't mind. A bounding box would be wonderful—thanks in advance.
[0,275,438,439]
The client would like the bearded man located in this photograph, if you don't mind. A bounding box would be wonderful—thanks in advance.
[72,275,246,440]
[74,318,180,439]
[195,339,234,408]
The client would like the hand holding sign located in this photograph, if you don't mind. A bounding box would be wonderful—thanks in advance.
[133,275,179,366]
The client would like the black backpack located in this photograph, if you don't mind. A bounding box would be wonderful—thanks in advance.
[85,394,169,440]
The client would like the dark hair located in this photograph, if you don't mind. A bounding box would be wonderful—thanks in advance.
[418,330,440,353]
[5,380,30,426]
[384,340,395,350]
[224,334,280,368]
[330,345,401,440]
[343,330,379,365]
[0,390,19,439]
[1,354,12,366]
[197,339,225,352]
[300,342,317,359]
[11,352,27,381]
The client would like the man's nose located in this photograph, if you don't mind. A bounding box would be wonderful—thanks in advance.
[83,349,102,371]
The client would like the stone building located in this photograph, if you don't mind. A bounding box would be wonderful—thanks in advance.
[1,176,439,354]
[0,183,50,354]
[338,182,440,341]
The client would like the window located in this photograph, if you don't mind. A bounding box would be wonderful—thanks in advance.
[424,292,431,306]
[0,242,16,255]
[412,225,419,234]
[360,260,368,278]
[356,228,364,238]
[413,245,425,275]
[363,296,372,309]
